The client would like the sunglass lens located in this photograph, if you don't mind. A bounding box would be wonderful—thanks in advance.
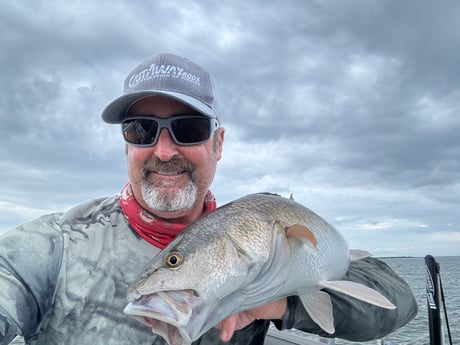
[172,118,211,144]
[122,119,158,145]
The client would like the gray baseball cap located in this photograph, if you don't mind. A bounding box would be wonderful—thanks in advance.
[102,53,218,123]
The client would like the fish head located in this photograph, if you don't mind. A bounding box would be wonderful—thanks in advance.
[124,210,274,345]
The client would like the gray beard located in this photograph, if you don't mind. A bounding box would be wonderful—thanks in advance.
[141,180,198,213]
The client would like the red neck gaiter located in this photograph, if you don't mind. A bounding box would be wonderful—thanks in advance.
[119,183,217,249]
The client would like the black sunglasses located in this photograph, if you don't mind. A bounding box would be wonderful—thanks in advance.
[121,115,219,147]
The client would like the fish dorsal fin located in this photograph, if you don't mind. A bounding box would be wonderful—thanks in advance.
[319,280,396,309]
[349,249,372,261]
[286,224,318,249]
[298,291,335,334]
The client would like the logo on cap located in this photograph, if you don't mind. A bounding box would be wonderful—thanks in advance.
[128,63,201,89]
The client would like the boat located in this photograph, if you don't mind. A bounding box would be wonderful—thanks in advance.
[265,327,332,345]
[265,327,397,345]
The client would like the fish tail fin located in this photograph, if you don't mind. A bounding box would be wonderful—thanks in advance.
[298,291,335,334]
[320,280,396,309]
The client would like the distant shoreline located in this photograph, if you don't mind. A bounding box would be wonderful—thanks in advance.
[377,256,416,259]
[377,255,460,259]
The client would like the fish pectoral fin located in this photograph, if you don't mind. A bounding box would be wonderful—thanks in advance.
[298,291,335,334]
[286,224,318,249]
[319,280,396,309]
[349,249,372,261]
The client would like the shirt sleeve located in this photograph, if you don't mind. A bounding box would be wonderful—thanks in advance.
[0,215,64,344]
[273,257,418,341]
[192,319,270,345]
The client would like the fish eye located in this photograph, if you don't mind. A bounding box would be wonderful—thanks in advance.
[165,251,184,268]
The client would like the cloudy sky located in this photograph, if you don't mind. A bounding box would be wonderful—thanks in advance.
[1,0,459,257]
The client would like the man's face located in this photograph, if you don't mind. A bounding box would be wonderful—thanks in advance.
[125,96,224,223]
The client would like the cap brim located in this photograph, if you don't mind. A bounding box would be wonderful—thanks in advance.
[102,91,217,124]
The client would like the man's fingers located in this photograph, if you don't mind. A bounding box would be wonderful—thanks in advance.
[214,300,287,342]
[217,314,238,342]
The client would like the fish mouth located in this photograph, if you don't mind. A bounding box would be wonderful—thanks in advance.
[124,289,201,345]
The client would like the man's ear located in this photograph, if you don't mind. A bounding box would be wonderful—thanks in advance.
[215,127,225,160]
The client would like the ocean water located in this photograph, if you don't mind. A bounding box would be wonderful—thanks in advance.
[289,256,460,345]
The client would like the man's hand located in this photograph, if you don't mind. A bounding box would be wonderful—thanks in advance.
[215,298,287,342]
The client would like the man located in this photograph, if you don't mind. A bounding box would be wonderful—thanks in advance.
[0,53,417,345]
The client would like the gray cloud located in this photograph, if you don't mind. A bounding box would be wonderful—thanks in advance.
[0,0,459,256]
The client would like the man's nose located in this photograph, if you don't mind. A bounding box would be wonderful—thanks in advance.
[153,128,180,161]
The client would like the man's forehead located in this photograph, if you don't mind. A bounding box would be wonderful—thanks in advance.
[127,95,196,116]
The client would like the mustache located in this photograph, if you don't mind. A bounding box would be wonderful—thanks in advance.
[142,156,195,177]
